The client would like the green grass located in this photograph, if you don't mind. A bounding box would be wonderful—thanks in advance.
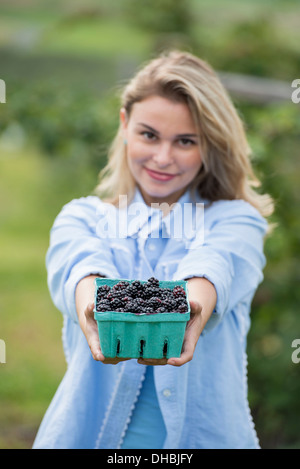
[35,18,154,59]
[0,146,81,448]
[0,0,300,449]
[0,11,153,60]
[1,0,300,60]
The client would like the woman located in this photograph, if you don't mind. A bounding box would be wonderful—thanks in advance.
[33,50,273,449]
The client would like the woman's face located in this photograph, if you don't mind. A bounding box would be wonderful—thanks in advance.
[120,95,202,207]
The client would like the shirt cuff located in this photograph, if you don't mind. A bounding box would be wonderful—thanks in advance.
[65,264,120,323]
[172,254,233,331]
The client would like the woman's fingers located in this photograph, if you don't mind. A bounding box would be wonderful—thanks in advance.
[84,303,131,364]
[168,300,202,367]
[83,300,203,366]
[84,302,104,361]
[137,301,203,367]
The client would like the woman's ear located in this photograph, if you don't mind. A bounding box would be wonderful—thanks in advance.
[120,108,128,143]
[120,107,128,128]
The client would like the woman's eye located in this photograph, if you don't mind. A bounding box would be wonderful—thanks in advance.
[178,138,195,147]
[142,131,156,141]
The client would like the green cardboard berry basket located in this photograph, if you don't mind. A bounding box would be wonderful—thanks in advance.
[94,278,190,359]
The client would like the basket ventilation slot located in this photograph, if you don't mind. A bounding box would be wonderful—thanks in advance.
[139,339,146,358]
[163,340,168,358]
[116,339,121,356]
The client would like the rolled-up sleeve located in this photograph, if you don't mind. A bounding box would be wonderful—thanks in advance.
[46,197,120,323]
[173,200,268,330]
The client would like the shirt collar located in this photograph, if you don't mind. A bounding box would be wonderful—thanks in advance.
[95,186,205,243]
[125,186,205,242]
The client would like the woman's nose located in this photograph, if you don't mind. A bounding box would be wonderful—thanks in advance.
[152,141,174,167]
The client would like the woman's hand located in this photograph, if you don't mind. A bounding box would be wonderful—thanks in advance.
[80,301,130,365]
[138,277,217,367]
[167,299,203,366]
[77,275,216,367]
[81,293,203,367]
[137,300,203,367]
[76,275,130,365]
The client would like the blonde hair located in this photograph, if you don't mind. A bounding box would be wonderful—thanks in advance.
[95,50,274,218]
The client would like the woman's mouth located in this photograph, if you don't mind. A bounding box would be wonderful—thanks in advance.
[144,167,177,181]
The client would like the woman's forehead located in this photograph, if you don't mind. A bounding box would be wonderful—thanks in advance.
[128,95,197,132]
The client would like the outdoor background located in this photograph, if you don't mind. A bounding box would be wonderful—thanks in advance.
[0,0,299,449]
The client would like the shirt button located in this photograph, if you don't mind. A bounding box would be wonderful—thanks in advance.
[163,389,171,397]
[148,244,156,252]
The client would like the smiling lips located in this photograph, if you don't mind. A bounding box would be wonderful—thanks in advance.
[145,167,178,181]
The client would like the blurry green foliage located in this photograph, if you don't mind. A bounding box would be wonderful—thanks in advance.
[124,0,193,35]
[201,17,300,79]
[241,101,300,448]
[1,0,300,449]
[0,81,119,170]
[2,81,299,448]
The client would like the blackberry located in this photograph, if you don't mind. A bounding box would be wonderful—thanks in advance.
[96,284,111,300]
[146,277,160,287]
[177,302,188,313]
[144,278,161,296]
[147,297,162,311]
[96,299,111,312]
[143,286,160,300]
[112,281,130,291]
[127,297,146,313]
[127,282,144,299]
[125,300,141,314]
[95,277,188,315]
[162,298,177,312]
[121,295,133,303]
[135,297,146,306]
[175,296,185,307]
[173,285,186,298]
[161,288,173,298]
[107,289,126,300]
[131,280,144,290]
[142,286,155,300]
[110,298,123,309]
[156,306,167,313]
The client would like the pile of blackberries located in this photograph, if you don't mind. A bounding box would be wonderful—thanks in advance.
[96,277,188,315]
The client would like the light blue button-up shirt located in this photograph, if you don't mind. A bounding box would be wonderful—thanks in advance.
[32,186,268,449]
